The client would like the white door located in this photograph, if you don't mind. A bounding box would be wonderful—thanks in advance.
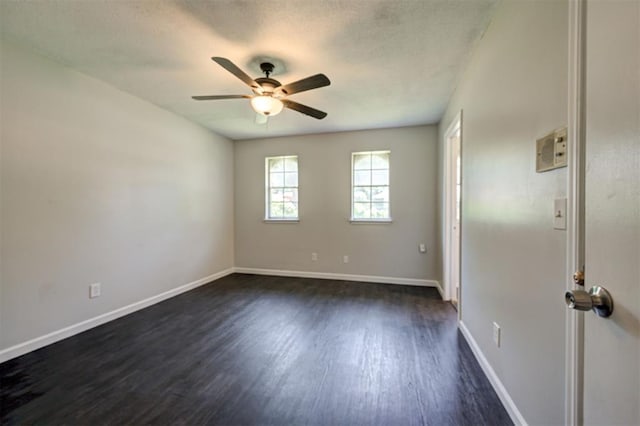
[583,1,639,424]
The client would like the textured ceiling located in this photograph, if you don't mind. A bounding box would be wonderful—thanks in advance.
[0,0,498,140]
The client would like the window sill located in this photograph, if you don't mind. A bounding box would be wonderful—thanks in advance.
[349,218,393,224]
[263,219,300,224]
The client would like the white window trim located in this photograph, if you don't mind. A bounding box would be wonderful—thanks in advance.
[349,218,393,224]
[350,150,392,223]
[265,155,299,221]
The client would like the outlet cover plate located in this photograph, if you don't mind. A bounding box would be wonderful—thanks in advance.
[89,283,101,299]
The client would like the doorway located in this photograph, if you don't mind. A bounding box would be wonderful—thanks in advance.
[443,112,462,311]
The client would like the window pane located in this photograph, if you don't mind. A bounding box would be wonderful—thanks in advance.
[372,202,389,218]
[371,186,389,202]
[270,202,284,217]
[371,153,389,169]
[270,188,284,202]
[371,169,388,185]
[353,202,371,218]
[270,172,284,188]
[269,158,284,172]
[353,186,370,202]
[284,172,298,187]
[283,188,298,203]
[284,202,298,217]
[353,153,371,170]
[354,170,371,186]
[284,157,298,172]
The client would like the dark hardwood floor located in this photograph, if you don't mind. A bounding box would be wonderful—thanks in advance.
[1,274,511,425]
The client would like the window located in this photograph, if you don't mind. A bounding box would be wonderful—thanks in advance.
[266,155,298,220]
[351,151,391,221]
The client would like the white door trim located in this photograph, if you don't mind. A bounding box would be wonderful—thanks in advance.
[443,111,462,312]
[565,0,586,424]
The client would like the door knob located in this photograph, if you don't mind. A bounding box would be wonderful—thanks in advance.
[565,286,614,318]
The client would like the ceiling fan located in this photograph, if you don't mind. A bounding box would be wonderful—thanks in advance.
[192,57,330,120]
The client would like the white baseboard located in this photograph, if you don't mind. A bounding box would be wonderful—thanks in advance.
[0,267,439,364]
[458,321,528,426]
[233,266,440,289]
[0,268,234,363]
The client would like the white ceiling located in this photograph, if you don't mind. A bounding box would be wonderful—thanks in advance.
[0,0,497,140]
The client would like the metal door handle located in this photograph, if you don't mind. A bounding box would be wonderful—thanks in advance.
[565,286,614,318]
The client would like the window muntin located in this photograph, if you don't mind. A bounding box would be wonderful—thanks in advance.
[266,156,298,220]
[351,151,390,221]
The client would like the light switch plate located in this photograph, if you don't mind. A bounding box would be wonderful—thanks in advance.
[554,198,567,230]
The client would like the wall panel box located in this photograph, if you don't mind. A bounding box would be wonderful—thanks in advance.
[536,127,567,172]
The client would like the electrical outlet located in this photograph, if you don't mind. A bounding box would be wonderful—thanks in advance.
[89,283,101,299]
[493,322,501,347]
[311,252,318,261]
[343,255,349,264]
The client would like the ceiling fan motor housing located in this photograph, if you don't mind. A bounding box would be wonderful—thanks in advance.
[254,77,282,95]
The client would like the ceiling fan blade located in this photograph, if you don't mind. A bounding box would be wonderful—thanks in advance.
[192,95,251,100]
[282,99,328,120]
[211,57,261,91]
[276,74,331,96]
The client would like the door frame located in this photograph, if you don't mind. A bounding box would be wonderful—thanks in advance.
[443,110,462,318]
[565,0,586,424]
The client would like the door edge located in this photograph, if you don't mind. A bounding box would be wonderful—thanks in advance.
[565,0,586,424]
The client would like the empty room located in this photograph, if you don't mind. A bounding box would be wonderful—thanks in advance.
[1,1,638,425]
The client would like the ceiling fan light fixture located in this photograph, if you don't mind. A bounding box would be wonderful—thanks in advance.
[251,95,284,116]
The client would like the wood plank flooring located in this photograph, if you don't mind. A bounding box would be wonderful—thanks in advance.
[1,274,512,425]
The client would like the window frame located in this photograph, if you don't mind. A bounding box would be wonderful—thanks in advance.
[265,155,300,222]
[350,150,392,223]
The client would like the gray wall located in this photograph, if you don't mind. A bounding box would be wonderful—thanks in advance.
[0,39,235,351]
[235,126,438,282]
[438,1,568,424]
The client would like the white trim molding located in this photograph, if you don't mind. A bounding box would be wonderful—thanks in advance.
[0,268,234,363]
[234,267,441,291]
[442,111,462,306]
[459,321,528,426]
